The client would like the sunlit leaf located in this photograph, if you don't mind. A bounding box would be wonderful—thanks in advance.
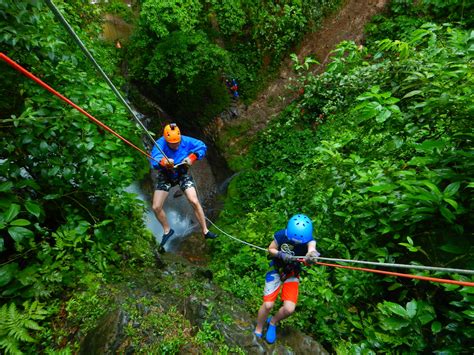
[8,227,34,243]
[4,204,20,223]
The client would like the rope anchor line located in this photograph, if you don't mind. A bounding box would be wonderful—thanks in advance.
[44,0,172,164]
[3,51,473,288]
[0,52,159,165]
[205,218,474,287]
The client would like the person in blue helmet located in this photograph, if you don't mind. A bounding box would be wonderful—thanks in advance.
[254,214,320,344]
[149,123,218,249]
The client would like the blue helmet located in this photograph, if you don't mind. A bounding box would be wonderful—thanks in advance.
[286,214,313,244]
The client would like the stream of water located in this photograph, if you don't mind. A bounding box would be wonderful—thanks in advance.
[125,182,198,252]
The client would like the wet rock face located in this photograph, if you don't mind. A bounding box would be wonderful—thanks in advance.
[183,292,328,354]
[79,309,129,355]
[79,253,328,354]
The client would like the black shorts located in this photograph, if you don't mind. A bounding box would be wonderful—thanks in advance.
[154,170,195,192]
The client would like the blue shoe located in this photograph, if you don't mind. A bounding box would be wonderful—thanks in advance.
[254,330,262,338]
[265,319,277,344]
[204,231,218,239]
[160,229,174,247]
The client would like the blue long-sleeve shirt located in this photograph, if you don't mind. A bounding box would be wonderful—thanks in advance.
[149,135,207,169]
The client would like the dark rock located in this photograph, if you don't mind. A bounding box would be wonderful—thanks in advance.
[79,255,328,354]
[79,309,127,355]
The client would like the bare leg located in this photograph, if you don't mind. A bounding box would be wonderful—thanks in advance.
[270,301,296,325]
[183,187,208,235]
[255,301,274,334]
[152,190,170,233]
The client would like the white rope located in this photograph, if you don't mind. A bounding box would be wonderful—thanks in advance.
[289,255,474,275]
[205,217,267,251]
[45,0,171,163]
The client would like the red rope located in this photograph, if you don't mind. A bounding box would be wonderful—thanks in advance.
[4,52,473,289]
[316,262,474,287]
[0,52,159,164]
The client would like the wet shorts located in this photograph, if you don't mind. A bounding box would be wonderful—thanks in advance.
[263,270,299,304]
[154,170,195,192]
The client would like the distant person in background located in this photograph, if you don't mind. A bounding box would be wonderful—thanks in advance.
[230,78,239,99]
[225,78,239,99]
[254,214,320,344]
[150,123,218,249]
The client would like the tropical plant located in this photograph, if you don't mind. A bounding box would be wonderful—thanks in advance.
[0,301,48,354]
[1,0,154,352]
[212,3,473,352]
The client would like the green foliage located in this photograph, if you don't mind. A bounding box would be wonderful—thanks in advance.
[366,0,474,43]
[213,5,474,353]
[143,0,202,37]
[104,0,135,23]
[127,0,341,123]
[1,0,154,352]
[0,301,48,355]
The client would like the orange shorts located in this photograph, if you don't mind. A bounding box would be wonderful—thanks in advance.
[263,270,299,304]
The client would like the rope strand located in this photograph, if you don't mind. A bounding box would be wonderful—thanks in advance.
[44,0,170,163]
[315,262,474,288]
[289,255,474,275]
[0,53,159,164]
[3,52,472,288]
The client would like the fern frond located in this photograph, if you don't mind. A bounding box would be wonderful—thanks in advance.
[0,337,22,355]
[0,301,45,354]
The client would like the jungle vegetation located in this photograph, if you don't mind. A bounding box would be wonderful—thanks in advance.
[211,0,474,353]
[0,0,472,353]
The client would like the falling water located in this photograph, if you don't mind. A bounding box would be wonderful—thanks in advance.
[125,181,199,252]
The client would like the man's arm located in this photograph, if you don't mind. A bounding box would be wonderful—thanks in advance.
[187,137,207,159]
[305,240,320,265]
[150,140,165,169]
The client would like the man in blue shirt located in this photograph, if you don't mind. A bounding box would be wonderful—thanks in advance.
[254,214,320,344]
[149,123,217,248]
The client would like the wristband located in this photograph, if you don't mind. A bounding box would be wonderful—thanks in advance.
[188,153,197,164]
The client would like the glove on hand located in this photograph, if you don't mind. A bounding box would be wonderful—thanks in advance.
[182,153,197,166]
[160,157,174,169]
[305,250,320,265]
[277,251,292,262]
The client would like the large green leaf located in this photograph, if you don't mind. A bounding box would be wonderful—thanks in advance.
[0,181,13,192]
[440,205,455,223]
[383,301,408,318]
[431,321,442,334]
[4,204,20,223]
[367,184,398,193]
[381,317,410,330]
[443,182,460,197]
[406,300,417,319]
[8,227,34,243]
[25,201,41,218]
[10,219,31,226]
[0,263,18,287]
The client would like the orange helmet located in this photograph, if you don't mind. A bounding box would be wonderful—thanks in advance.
[163,123,181,143]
